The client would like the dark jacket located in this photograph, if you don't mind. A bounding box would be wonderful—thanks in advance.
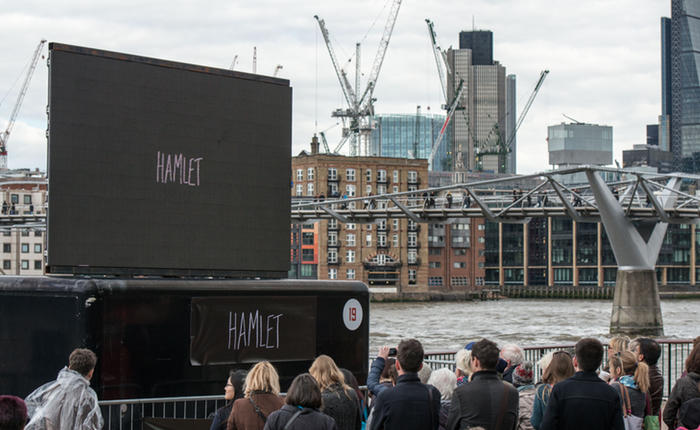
[610,382,646,418]
[228,393,284,430]
[264,404,338,430]
[539,371,624,430]
[503,366,516,384]
[447,370,519,430]
[369,372,441,430]
[211,402,233,430]
[367,357,390,397]
[648,364,664,416]
[663,372,700,429]
[320,383,361,430]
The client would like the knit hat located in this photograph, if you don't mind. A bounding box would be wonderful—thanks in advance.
[0,395,28,429]
[512,362,534,387]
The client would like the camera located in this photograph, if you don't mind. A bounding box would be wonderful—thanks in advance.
[388,347,397,357]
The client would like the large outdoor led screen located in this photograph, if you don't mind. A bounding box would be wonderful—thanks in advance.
[47,43,292,276]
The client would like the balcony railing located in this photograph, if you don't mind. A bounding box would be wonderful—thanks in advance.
[327,174,341,182]
[327,240,341,248]
[408,258,421,266]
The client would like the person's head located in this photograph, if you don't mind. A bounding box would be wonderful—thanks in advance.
[68,348,97,379]
[537,351,555,377]
[427,368,457,401]
[380,358,398,385]
[634,338,661,366]
[454,348,473,378]
[608,336,630,355]
[339,368,364,402]
[417,363,433,384]
[244,361,280,397]
[471,339,500,371]
[397,339,424,373]
[500,344,524,368]
[285,373,322,409]
[543,351,575,385]
[309,355,348,392]
[225,369,247,402]
[575,338,604,372]
[609,350,650,392]
[686,343,700,374]
[0,395,27,430]
[512,362,534,387]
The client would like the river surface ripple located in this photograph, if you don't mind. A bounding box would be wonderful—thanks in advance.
[369,299,700,353]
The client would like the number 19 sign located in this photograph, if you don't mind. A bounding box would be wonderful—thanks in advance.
[342,299,363,331]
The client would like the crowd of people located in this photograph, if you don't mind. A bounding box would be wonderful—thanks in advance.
[1,336,699,430]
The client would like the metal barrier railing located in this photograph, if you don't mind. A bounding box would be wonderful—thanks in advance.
[98,340,693,429]
[423,339,695,399]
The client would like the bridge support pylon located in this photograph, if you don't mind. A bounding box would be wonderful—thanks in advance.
[586,170,679,336]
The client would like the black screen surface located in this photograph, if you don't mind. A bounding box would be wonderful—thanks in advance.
[47,43,291,276]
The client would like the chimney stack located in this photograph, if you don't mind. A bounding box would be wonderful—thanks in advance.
[311,134,320,155]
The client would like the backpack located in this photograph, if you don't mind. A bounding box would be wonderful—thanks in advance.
[677,397,700,430]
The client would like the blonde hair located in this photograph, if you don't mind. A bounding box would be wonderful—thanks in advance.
[455,349,473,377]
[537,351,554,374]
[609,336,631,355]
[609,351,650,393]
[244,361,280,397]
[309,355,352,397]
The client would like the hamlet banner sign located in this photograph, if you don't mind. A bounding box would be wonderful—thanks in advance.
[190,296,317,365]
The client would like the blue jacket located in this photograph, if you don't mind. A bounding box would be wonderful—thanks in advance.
[367,357,391,397]
[369,372,440,430]
[540,371,624,430]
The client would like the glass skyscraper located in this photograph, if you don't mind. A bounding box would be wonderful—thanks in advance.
[668,0,700,171]
[369,113,450,171]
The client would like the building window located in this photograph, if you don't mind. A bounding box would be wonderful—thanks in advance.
[328,249,338,263]
[24,195,32,204]
[429,248,442,256]
[453,262,466,268]
[365,234,372,247]
[377,169,387,182]
[3,231,10,237]
[34,244,41,253]
[346,250,355,263]
[377,219,387,230]
[346,169,355,182]
[302,249,314,261]
[478,237,485,243]
[328,232,338,246]
[296,169,304,181]
[302,233,314,245]
[392,234,399,247]
[307,183,314,196]
[34,260,42,270]
[346,223,356,230]
[307,167,314,180]
[377,184,387,194]
[408,232,417,247]
[408,269,417,284]
[11,194,18,204]
[366,185,372,195]
[377,234,387,247]
[329,268,337,280]
[392,219,399,230]
[346,184,356,197]
[408,249,418,264]
[2,244,9,253]
[478,224,485,230]
[300,264,316,278]
[296,184,303,196]
[2,260,10,270]
[366,169,372,182]
[428,277,443,286]
[328,168,337,180]
[429,261,441,268]
[21,260,29,270]
[454,249,467,256]
[393,185,399,193]
[451,277,469,286]
[346,234,356,247]
[21,243,29,253]
[392,170,399,183]
[408,171,418,182]
[21,230,29,237]
[328,219,337,230]
[346,269,355,280]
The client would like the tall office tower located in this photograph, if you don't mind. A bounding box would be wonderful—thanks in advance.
[369,113,449,169]
[505,74,517,174]
[659,17,672,152]
[459,30,493,65]
[446,41,508,173]
[669,1,700,171]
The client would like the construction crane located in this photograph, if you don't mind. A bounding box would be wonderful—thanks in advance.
[412,105,421,159]
[428,79,465,170]
[229,54,238,70]
[425,19,451,105]
[476,69,549,173]
[0,39,46,170]
[273,65,283,77]
[314,0,402,156]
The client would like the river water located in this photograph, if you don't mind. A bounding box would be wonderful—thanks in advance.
[368,299,700,353]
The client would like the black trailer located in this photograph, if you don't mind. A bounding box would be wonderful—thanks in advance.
[0,277,369,400]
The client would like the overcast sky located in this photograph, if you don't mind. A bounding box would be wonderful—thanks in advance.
[0,0,670,174]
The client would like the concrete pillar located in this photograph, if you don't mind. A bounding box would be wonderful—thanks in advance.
[611,269,664,336]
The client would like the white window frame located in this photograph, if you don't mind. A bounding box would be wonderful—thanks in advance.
[346,168,356,181]
[346,250,355,263]
[307,167,314,180]
[346,233,356,247]
[328,167,337,180]
[346,269,355,280]
[307,183,314,196]
[393,170,399,183]
[296,169,304,182]
[329,268,337,280]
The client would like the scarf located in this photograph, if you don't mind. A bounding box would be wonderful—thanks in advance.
[618,374,638,390]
